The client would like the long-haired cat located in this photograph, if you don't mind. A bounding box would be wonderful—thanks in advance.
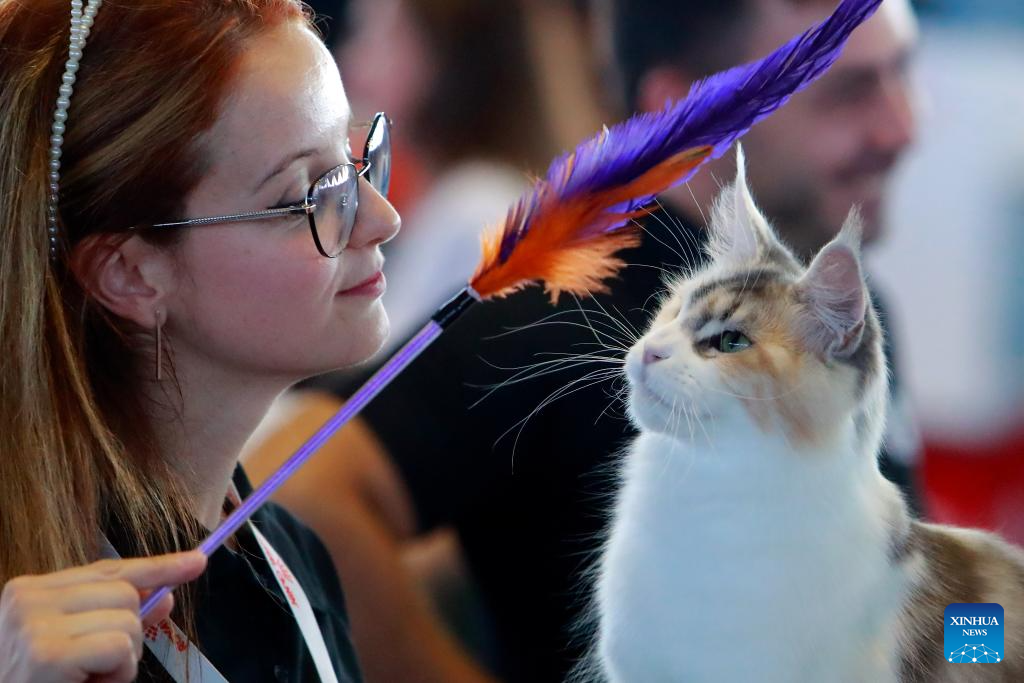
[591,150,1024,682]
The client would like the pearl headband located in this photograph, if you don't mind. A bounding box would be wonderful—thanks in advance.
[47,0,103,260]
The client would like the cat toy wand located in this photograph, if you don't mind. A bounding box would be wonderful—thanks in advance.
[141,0,883,617]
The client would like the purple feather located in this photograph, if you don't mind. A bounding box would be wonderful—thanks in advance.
[498,0,882,262]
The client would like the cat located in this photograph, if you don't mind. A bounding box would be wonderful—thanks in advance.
[588,149,1024,682]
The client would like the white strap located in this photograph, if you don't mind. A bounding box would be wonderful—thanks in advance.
[252,525,339,683]
[142,617,229,683]
[100,523,338,682]
[97,537,229,683]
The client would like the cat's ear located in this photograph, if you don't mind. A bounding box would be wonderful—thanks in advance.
[794,209,868,360]
[707,145,778,265]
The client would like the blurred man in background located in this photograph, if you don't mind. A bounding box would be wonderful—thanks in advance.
[606,0,917,257]
[598,0,922,489]
[245,1,921,680]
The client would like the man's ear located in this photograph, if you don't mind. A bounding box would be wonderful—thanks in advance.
[70,233,176,328]
[634,65,697,114]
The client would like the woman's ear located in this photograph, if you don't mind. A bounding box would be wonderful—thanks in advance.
[70,233,176,328]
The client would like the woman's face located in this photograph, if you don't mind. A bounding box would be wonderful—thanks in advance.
[165,21,400,381]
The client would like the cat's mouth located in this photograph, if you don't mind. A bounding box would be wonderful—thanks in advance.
[625,348,687,415]
[631,380,674,410]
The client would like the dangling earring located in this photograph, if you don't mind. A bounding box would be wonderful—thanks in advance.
[154,309,164,381]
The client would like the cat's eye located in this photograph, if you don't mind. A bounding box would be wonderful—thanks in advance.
[704,330,753,353]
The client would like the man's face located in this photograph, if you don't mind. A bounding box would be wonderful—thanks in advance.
[738,0,918,256]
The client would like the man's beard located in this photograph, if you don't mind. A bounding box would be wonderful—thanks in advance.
[762,151,899,260]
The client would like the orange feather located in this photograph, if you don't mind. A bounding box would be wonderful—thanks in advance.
[471,146,712,302]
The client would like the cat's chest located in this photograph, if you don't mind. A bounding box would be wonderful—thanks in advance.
[597,432,909,682]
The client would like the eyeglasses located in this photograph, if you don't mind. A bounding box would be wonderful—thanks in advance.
[148,112,392,258]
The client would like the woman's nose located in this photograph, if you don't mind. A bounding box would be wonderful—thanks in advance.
[348,177,401,249]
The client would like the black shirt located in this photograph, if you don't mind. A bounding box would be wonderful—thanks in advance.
[123,467,363,682]
[343,204,919,681]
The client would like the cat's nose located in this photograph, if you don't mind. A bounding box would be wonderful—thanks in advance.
[642,342,672,365]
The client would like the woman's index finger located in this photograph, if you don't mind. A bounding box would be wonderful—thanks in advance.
[29,551,208,591]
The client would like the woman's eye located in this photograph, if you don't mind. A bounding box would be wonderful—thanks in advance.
[704,330,753,353]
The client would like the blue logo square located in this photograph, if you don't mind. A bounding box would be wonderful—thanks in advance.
[944,603,1004,663]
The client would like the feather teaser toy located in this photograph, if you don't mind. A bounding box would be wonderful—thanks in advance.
[141,0,883,616]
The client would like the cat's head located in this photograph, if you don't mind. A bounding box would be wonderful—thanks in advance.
[625,147,887,449]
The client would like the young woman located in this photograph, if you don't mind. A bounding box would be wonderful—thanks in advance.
[0,1,399,680]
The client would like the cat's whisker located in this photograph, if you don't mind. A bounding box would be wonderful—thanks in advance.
[572,301,633,352]
[560,316,634,348]
[573,294,642,347]
[504,369,627,465]
[675,395,691,443]
[608,302,644,342]
[482,308,586,340]
[686,403,702,448]
[654,395,679,481]
[505,376,618,466]
[684,182,709,233]
[648,202,693,267]
[471,360,620,395]
[617,259,682,283]
[635,289,670,322]
[651,198,706,271]
[595,377,631,425]
[474,348,618,378]
[532,349,625,361]
[691,400,716,452]
[485,318,632,353]
[469,357,625,408]
[478,350,623,372]
[631,211,688,266]
[484,310,631,348]
[678,404,692,449]
[566,304,642,330]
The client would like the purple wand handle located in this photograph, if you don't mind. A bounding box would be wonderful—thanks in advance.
[140,287,478,618]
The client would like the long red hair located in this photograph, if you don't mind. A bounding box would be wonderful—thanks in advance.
[0,0,309,603]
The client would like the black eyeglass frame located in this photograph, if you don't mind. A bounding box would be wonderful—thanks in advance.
[145,112,391,258]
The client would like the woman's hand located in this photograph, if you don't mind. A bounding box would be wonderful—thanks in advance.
[0,551,207,683]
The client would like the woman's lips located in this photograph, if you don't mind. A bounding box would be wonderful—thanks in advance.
[337,271,386,297]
